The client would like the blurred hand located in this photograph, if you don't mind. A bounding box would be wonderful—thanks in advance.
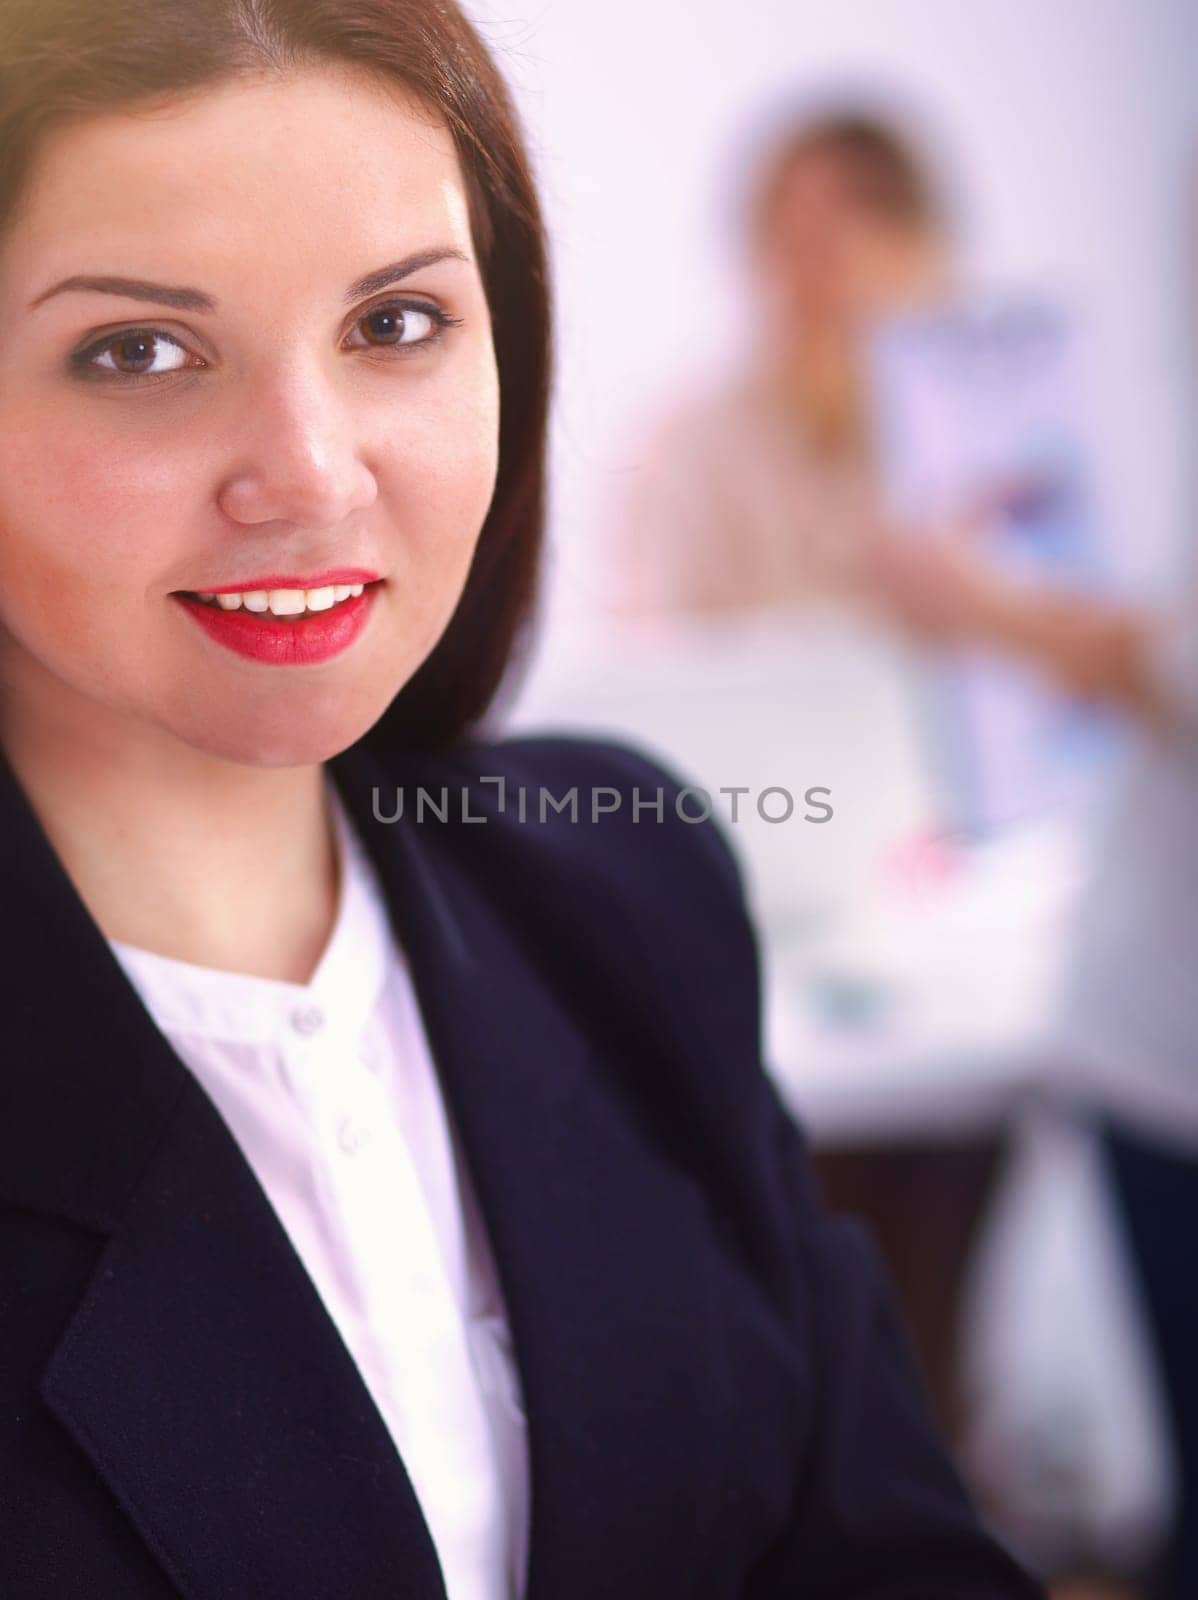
[862,514,1171,725]
[864,520,1012,646]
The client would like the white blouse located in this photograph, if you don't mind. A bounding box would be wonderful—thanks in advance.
[605,369,878,619]
[108,781,531,1600]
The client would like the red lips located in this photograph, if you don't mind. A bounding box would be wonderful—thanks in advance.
[173,581,381,665]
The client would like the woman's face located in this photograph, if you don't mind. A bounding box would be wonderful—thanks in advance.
[0,66,500,767]
[755,149,942,339]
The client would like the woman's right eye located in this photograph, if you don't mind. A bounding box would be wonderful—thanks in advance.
[71,329,202,381]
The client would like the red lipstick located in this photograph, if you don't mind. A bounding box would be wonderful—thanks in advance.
[172,577,382,666]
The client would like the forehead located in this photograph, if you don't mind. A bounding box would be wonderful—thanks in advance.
[4,66,472,293]
[775,149,862,206]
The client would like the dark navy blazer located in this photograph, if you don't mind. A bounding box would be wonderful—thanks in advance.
[0,730,1041,1598]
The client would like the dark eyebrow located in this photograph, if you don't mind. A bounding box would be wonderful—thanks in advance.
[28,247,471,314]
[343,248,470,304]
[28,276,217,313]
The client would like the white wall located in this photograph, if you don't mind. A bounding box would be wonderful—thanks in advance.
[465,0,1197,663]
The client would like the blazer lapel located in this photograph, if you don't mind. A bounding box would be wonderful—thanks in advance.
[0,745,448,1599]
[329,743,731,1600]
[40,1074,450,1600]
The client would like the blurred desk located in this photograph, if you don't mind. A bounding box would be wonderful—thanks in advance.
[764,814,1090,1144]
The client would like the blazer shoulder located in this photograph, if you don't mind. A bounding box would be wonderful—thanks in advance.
[366,729,768,1191]
[430,728,752,923]
[370,727,766,1107]
[410,728,768,1124]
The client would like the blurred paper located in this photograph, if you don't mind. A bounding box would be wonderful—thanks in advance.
[867,297,1121,833]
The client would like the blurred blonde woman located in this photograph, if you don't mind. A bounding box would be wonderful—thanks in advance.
[610,106,953,620]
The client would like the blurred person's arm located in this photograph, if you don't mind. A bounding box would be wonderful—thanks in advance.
[867,529,1192,731]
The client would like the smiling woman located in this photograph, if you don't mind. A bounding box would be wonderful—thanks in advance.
[0,62,529,766]
[0,4,1042,1600]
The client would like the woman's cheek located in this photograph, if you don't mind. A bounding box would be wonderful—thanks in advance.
[388,362,501,568]
[0,421,185,587]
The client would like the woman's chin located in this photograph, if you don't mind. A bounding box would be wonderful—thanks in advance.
[173,692,395,769]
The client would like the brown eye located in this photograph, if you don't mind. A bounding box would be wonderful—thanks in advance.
[93,331,191,376]
[347,300,446,350]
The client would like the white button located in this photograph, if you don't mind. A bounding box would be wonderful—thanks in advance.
[337,1116,370,1156]
[364,1052,386,1077]
[291,1003,325,1037]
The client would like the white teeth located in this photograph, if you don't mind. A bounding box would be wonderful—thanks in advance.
[190,581,371,614]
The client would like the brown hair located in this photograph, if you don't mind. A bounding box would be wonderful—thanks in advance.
[0,0,552,751]
[750,109,943,243]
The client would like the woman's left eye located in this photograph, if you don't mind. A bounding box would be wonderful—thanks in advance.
[345,300,455,351]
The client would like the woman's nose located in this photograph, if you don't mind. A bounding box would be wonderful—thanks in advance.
[215,371,379,530]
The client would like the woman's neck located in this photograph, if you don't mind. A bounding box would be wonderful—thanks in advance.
[1,685,340,985]
[767,326,872,466]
